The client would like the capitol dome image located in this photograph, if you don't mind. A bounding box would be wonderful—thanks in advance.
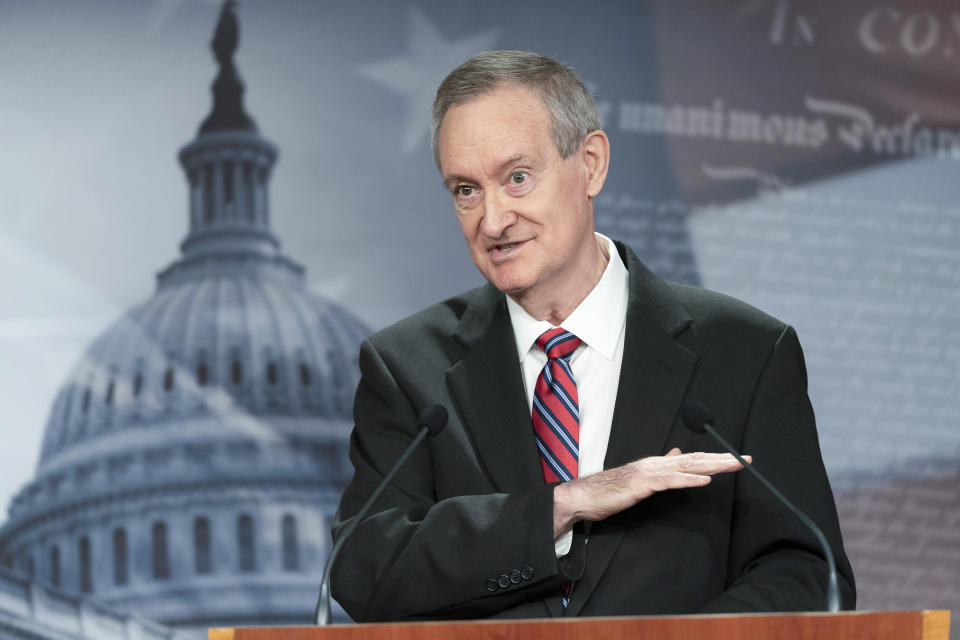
[0,1,367,634]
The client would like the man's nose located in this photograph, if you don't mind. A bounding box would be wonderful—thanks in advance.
[479,189,515,237]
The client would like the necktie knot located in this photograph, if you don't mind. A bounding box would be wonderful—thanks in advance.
[536,328,581,361]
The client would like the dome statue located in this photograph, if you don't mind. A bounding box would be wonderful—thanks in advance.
[0,1,368,631]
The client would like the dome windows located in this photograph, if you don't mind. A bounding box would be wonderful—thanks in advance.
[194,517,212,575]
[282,514,298,571]
[196,349,210,387]
[113,528,129,586]
[230,347,245,387]
[133,371,143,397]
[262,352,290,410]
[105,379,115,406]
[197,362,209,387]
[20,512,316,598]
[299,363,311,387]
[237,514,255,572]
[49,545,60,587]
[152,522,170,580]
[79,536,93,593]
[163,367,175,393]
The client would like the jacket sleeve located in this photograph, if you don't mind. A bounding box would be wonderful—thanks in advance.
[700,325,856,612]
[329,338,576,621]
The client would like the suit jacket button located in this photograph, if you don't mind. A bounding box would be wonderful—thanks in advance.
[521,566,534,580]
[510,569,521,584]
[485,579,499,592]
[498,574,510,589]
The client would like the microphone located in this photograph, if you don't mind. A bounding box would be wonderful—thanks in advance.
[680,401,840,613]
[313,404,448,625]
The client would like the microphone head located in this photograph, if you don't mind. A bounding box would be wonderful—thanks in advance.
[419,404,448,436]
[681,401,713,435]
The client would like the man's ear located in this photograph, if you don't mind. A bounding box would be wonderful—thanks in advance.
[581,130,610,198]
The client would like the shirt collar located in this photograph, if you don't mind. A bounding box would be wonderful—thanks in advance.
[506,233,629,362]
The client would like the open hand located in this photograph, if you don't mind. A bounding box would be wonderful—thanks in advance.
[553,448,750,538]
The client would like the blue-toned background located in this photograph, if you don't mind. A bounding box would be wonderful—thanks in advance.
[1,1,957,638]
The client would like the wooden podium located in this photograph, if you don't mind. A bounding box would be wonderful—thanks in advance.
[211,610,950,640]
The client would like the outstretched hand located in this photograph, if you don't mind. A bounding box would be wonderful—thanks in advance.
[553,448,750,538]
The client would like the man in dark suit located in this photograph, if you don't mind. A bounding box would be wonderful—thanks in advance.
[330,50,855,621]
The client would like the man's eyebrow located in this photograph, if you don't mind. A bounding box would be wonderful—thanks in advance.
[442,154,531,190]
[497,154,531,175]
[442,174,468,191]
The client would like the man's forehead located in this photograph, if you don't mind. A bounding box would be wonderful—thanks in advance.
[438,87,554,177]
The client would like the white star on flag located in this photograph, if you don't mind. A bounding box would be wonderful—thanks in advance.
[359,6,501,155]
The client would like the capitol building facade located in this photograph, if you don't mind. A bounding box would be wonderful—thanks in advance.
[0,2,368,636]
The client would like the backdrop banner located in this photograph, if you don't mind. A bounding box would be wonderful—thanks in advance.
[0,1,956,637]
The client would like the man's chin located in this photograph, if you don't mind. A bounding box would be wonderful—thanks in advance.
[476,262,537,297]
[489,276,533,298]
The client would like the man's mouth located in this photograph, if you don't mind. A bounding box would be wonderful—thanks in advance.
[490,239,526,253]
[486,239,529,261]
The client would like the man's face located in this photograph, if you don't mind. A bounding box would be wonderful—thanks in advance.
[437,84,602,303]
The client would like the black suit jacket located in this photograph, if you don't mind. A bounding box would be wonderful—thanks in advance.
[331,242,855,621]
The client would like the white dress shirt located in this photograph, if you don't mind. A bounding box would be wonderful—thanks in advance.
[506,233,629,556]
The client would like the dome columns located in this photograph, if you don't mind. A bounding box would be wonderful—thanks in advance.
[178,131,279,260]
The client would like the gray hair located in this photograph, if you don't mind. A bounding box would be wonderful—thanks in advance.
[430,50,601,171]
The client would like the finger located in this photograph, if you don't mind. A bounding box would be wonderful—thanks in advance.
[636,451,729,473]
[674,452,746,475]
[647,470,712,493]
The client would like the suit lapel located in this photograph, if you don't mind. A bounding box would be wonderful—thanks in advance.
[567,243,698,617]
[607,242,698,464]
[445,286,545,494]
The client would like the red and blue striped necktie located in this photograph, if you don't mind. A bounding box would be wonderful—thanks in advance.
[532,327,582,483]
[532,328,582,610]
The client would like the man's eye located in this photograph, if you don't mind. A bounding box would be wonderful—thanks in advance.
[455,185,475,197]
[510,172,528,184]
